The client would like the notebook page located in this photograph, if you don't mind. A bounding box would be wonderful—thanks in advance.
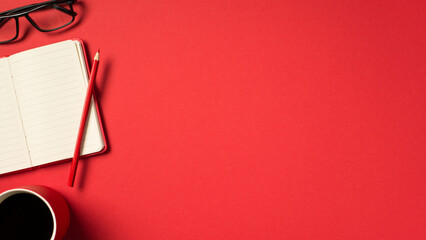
[0,58,32,174]
[9,40,104,166]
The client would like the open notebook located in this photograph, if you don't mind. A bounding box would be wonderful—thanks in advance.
[0,40,106,175]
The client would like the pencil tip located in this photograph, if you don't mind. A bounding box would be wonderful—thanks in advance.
[94,51,100,61]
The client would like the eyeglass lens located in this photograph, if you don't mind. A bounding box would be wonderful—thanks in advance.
[28,3,74,30]
[0,18,18,42]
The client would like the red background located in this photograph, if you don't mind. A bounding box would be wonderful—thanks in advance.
[1,0,425,239]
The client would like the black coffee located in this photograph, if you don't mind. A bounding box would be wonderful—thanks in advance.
[0,193,53,240]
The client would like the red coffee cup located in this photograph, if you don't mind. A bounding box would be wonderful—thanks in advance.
[0,185,70,240]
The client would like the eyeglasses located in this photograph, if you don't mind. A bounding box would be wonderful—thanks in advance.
[0,0,77,44]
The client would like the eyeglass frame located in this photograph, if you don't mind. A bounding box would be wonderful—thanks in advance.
[0,0,77,44]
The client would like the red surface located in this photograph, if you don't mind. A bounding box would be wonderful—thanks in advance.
[1,0,425,239]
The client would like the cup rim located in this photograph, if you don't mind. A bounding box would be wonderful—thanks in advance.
[0,188,57,240]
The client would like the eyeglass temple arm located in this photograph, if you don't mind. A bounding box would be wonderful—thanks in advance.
[0,0,76,17]
[52,4,77,16]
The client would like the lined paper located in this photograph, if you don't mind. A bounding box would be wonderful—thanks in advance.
[0,58,32,174]
[9,40,104,166]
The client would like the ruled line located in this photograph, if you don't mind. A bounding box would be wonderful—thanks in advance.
[8,40,103,166]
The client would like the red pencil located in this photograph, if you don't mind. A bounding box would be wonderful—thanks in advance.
[67,50,100,187]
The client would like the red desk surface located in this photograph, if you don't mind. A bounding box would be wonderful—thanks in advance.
[1,0,425,239]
